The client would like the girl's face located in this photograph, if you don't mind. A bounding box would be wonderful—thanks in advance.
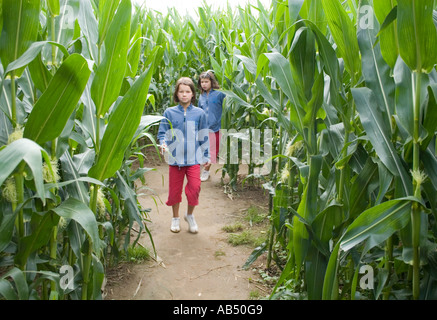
[200,78,212,92]
[177,84,194,107]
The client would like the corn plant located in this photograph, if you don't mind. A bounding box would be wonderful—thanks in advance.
[231,0,437,300]
[0,0,160,300]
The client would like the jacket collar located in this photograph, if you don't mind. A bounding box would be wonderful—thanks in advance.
[177,104,193,112]
[202,89,215,96]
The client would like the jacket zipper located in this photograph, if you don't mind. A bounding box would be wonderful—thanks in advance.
[183,109,187,167]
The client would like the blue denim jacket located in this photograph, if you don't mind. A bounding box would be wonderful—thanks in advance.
[198,90,226,133]
[157,104,210,167]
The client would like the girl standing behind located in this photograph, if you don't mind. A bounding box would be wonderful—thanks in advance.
[197,71,226,182]
[157,77,210,233]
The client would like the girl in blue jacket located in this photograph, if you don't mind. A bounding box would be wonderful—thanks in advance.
[158,77,210,233]
[197,71,226,181]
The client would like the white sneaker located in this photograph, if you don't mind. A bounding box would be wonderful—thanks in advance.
[200,170,210,182]
[184,213,198,233]
[170,217,180,233]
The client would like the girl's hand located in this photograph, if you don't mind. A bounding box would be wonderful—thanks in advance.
[203,161,211,170]
[160,143,168,155]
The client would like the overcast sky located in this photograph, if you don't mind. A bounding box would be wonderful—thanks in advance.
[132,0,271,16]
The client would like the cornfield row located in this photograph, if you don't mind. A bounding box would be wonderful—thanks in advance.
[0,0,436,300]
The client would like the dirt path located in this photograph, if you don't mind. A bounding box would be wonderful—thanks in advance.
[104,160,269,300]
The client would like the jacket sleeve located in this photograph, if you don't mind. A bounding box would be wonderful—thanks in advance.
[209,91,226,132]
[198,111,210,164]
[219,91,226,104]
[157,109,170,145]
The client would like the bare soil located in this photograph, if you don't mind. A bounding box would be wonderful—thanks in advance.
[104,155,271,300]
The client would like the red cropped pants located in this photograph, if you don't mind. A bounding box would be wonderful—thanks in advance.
[166,165,201,207]
[209,131,220,164]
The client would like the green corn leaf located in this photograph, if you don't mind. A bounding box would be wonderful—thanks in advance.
[300,0,327,36]
[289,26,316,102]
[126,25,143,77]
[47,0,78,66]
[289,0,305,23]
[15,211,60,269]
[254,76,279,110]
[422,147,437,191]
[296,204,339,301]
[77,0,99,62]
[4,40,69,76]
[352,87,412,196]
[293,155,322,271]
[376,5,397,36]
[0,210,17,253]
[422,84,437,150]
[392,65,433,269]
[313,202,343,250]
[374,0,399,69]
[23,53,91,145]
[28,52,53,93]
[44,176,104,192]
[59,151,92,203]
[303,72,324,154]
[243,243,267,270]
[89,65,155,181]
[0,268,28,300]
[393,58,415,137]
[322,241,340,300]
[0,0,40,77]
[0,1,3,37]
[340,198,414,252]
[0,138,51,204]
[321,0,361,83]
[91,0,131,118]
[143,45,164,71]
[357,0,396,126]
[0,279,18,300]
[253,76,293,135]
[92,255,105,300]
[236,54,257,77]
[51,198,104,254]
[397,0,437,73]
[374,159,393,205]
[322,198,414,299]
[269,248,296,298]
[304,20,342,114]
[98,0,120,47]
[305,246,328,300]
[264,52,305,136]
[47,0,60,16]
[114,170,155,253]
[349,158,379,219]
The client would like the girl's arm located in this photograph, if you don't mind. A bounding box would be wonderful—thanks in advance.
[157,110,170,153]
[198,112,210,165]
[219,91,226,106]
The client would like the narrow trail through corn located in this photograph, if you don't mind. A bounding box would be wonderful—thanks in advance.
[105,162,267,300]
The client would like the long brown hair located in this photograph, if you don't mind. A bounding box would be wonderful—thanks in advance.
[197,70,220,92]
[173,77,196,104]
